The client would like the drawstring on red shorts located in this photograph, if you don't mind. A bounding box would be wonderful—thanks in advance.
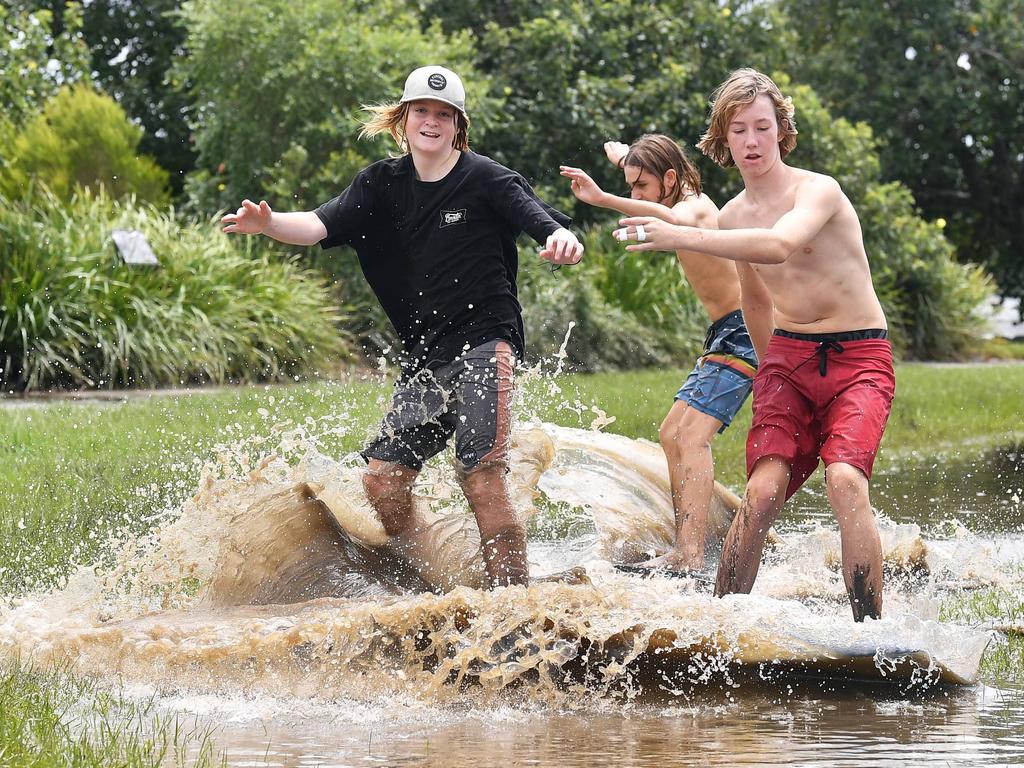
[816,340,845,376]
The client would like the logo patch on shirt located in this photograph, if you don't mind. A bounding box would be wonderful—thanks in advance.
[440,209,467,228]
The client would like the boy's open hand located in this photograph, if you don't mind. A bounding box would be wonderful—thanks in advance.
[222,199,272,234]
[603,140,629,168]
[539,227,584,265]
[560,166,605,206]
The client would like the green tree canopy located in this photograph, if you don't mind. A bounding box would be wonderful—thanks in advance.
[0,2,89,129]
[176,0,500,213]
[80,0,194,195]
[419,0,798,216]
[784,0,1024,306]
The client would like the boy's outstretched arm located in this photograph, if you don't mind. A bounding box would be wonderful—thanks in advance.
[222,199,327,246]
[615,175,843,263]
[560,166,680,223]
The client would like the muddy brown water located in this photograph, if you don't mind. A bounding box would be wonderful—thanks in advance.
[1,420,1022,766]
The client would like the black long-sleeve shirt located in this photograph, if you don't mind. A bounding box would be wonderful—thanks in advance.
[315,150,571,376]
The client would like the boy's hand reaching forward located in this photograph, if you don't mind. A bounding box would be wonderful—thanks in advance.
[222,199,272,235]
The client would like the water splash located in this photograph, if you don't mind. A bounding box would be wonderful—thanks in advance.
[0,407,1004,700]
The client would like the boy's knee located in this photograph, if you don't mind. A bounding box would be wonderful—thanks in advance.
[741,476,786,530]
[457,460,508,498]
[362,463,415,503]
[745,475,783,509]
[825,462,868,494]
[658,419,679,449]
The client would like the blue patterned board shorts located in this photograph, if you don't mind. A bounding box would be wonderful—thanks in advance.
[675,309,758,432]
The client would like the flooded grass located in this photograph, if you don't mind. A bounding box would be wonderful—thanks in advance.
[0,662,222,767]
[941,586,1024,686]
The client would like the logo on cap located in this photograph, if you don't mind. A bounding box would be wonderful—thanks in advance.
[427,73,447,90]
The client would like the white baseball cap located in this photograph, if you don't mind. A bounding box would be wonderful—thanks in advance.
[400,66,467,116]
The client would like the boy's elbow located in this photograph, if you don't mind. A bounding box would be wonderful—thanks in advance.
[764,237,792,264]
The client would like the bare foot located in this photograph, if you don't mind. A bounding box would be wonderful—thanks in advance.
[635,551,705,573]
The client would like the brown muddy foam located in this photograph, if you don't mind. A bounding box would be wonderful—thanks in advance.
[0,422,1000,698]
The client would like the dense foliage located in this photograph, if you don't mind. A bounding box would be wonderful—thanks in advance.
[785,0,1024,313]
[176,0,500,213]
[0,3,89,130]
[1,0,1016,388]
[0,84,169,204]
[0,190,349,391]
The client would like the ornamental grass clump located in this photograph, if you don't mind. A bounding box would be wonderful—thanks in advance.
[519,224,706,371]
[0,189,350,392]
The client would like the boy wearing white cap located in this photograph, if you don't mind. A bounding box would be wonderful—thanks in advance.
[223,66,583,589]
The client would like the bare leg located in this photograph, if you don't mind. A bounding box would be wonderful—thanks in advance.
[362,458,419,536]
[715,456,790,596]
[642,401,724,570]
[460,463,528,588]
[825,461,883,621]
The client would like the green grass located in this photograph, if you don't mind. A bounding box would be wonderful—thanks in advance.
[0,662,222,767]
[941,586,1024,686]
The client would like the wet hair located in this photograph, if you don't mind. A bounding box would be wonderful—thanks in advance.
[622,133,701,205]
[696,68,798,168]
[359,101,470,152]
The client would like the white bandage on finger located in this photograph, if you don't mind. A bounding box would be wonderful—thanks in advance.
[614,228,629,241]
[635,224,647,242]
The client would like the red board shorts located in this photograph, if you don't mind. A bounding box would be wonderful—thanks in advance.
[745,329,896,501]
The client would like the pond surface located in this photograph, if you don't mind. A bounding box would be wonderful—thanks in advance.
[788,441,1024,536]
[157,682,1024,767]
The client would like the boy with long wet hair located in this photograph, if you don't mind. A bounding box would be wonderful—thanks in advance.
[614,69,894,622]
[560,134,757,577]
[223,66,583,589]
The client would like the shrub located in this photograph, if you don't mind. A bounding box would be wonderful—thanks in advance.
[0,85,169,205]
[860,183,993,360]
[519,224,706,371]
[0,189,350,392]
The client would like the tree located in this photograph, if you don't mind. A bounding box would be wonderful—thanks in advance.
[7,2,194,195]
[416,0,798,215]
[175,0,498,213]
[79,0,195,196]
[0,3,89,129]
[784,0,1024,309]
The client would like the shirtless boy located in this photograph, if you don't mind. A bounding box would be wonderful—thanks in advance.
[614,69,894,621]
[560,135,757,576]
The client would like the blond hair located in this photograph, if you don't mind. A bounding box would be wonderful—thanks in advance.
[623,133,702,204]
[697,68,797,168]
[359,101,470,152]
